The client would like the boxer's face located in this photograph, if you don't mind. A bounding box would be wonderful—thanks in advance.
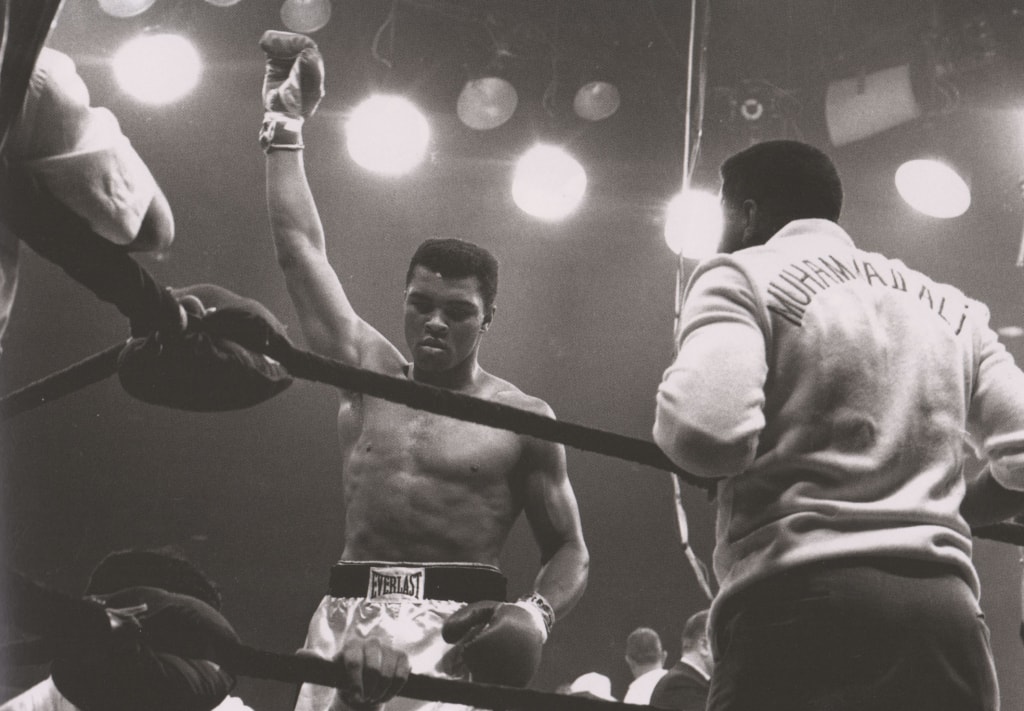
[403,266,492,372]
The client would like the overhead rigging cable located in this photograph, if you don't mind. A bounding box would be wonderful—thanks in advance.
[670,0,715,602]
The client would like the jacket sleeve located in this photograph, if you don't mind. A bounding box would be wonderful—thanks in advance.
[654,259,768,478]
[965,300,1024,492]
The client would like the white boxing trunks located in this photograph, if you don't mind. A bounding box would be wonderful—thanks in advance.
[293,562,507,711]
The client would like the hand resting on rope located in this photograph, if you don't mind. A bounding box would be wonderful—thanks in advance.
[320,636,412,711]
[3,550,414,711]
[2,550,237,711]
[117,283,294,412]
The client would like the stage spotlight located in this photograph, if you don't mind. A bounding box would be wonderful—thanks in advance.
[573,80,620,122]
[345,94,430,176]
[825,64,922,146]
[281,0,331,33]
[511,144,587,221]
[663,189,723,257]
[894,158,971,218]
[113,34,202,105]
[457,77,518,130]
[98,0,156,18]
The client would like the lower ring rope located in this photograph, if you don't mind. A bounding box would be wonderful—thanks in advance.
[228,645,644,711]
[0,321,713,491]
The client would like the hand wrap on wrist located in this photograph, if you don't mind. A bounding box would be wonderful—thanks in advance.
[514,592,555,640]
[259,112,304,153]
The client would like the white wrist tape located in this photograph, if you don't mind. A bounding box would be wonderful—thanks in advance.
[514,592,555,642]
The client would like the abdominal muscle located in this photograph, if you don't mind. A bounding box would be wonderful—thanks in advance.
[337,396,524,565]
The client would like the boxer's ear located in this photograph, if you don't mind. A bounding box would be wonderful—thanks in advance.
[740,199,759,246]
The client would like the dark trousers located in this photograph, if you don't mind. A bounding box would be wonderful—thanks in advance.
[708,558,999,711]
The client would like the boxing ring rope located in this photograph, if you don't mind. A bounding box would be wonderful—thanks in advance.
[230,646,655,711]
[0,313,712,491]
[3,314,1023,548]
[0,568,673,711]
[3,5,1024,708]
[0,10,717,707]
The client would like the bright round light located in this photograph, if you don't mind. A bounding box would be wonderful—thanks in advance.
[664,189,723,257]
[511,144,587,221]
[204,0,243,6]
[345,95,430,176]
[573,81,621,121]
[113,34,202,105]
[281,0,332,33]
[894,159,971,218]
[98,0,156,18]
[457,77,518,130]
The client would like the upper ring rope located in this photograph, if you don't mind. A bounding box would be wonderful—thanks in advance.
[4,322,1024,548]
[0,316,713,492]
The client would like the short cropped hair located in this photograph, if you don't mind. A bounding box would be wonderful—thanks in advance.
[720,140,843,236]
[680,609,709,653]
[406,238,499,311]
[625,627,664,665]
[84,547,222,610]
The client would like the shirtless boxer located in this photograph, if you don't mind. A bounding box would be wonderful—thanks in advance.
[257,31,589,711]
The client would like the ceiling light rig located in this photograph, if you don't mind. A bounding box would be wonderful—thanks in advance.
[894,158,971,219]
[714,79,801,143]
[112,32,202,105]
[280,0,331,34]
[344,95,430,176]
[97,0,156,18]
[663,189,722,258]
[511,144,587,221]
[573,80,620,122]
[456,77,518,131]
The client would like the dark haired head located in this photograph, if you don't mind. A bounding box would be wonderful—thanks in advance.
[625,627,664,665]
[720,140,843,244]
[680,609,710,652]
[84,547,222,610]
[406,239,498,311]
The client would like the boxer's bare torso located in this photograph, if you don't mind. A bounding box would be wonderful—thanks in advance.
[337,372,551,565]
[266,148,587,616]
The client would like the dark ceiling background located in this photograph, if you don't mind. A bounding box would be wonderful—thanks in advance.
[4,0,1024,707]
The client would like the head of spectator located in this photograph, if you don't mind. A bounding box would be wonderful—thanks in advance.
[678,609,713,678]
[625,626,667,679]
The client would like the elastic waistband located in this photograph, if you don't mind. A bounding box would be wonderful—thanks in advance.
[328,562,507,603]
[717,555,966,626]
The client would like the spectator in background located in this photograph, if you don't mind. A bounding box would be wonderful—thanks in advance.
[566,672,617,702]
[623,627,667,704]
[650,610,712,711]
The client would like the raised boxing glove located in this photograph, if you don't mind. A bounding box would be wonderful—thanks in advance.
[440,599,549,687]
[259,30,324,118]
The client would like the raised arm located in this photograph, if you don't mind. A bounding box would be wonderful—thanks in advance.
[260,31,400,367]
